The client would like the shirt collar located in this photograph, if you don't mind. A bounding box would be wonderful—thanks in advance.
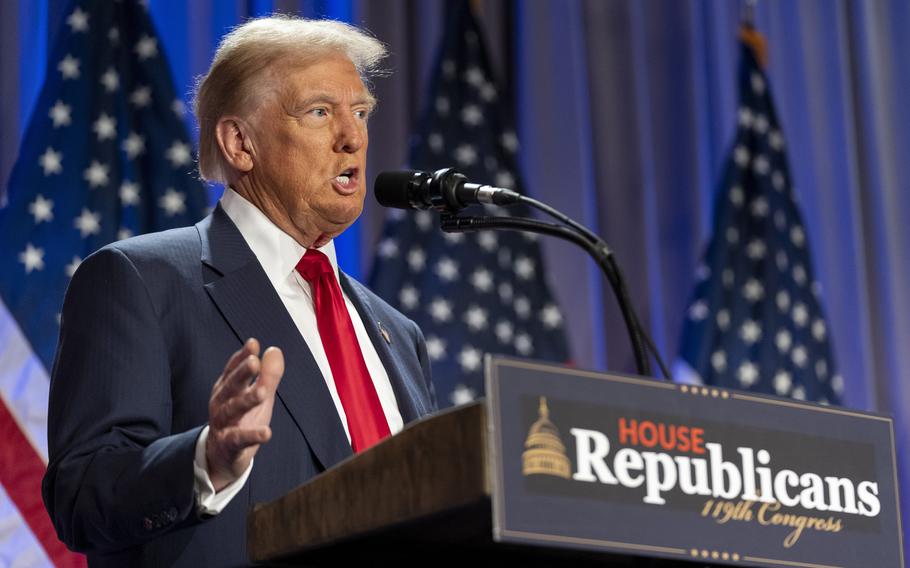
[219,186,340,286]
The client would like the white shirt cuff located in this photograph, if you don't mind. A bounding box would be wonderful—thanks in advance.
[193,425,253,516]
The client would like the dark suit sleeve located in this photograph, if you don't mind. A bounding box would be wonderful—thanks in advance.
[42,246,203,553]
[411,318,438,412]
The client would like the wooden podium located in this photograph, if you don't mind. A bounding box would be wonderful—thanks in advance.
[247,401,693,566]
[246,357,903,568]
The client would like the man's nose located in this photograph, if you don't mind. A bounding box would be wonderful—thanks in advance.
[333,112,365,153]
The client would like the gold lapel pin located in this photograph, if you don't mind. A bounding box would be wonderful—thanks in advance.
[378,321,392,345]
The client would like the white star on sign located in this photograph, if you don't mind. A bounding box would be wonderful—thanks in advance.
[407,247,426,271]
[29,195,53,223]
[441,59,455,78]
[458,346,482,372]
[118,228,134,241]
[815,359,828,378]
[738,361,759,387]
[429,298,452,322]
[790,226,806,247]
[460,105,483,126]
[480,83,497,102]
[435,257,459,282]
[740,320,762,344]
[64,256,82,278]
[108,27,120,44]
[165,141,192,168]
[495,320,514,343]
[84,161,109,188]
[159,188,186,216]
[470,268,493,292]
[442,231,464,244]
[100,68,119,92]
[93,113,117,141]
[19,243,45,273]
[773,371,792,395]
[122,132,146,159]
[66,7,89,32]
[49,100,72,127]
[540,304,563,329]
[791,386,807,401]
[39,147,63,175]
[454,144,477,166]
[58,54,80,79]
[130,86,152,107]
[515,333,533,356]
[514,255,535,280]
[377,238,399,258]
[726,227,739,244]
[464,305,488,331]
[772,171,785,191]
[135,35,158,60]
[464,66,484,86]
[74,208,101,237]
[775,329,792,353]
[426,336,446,361]
[399,285,419,310]
[119,181,140,205]
[450,383,477,405]
[753,114,769,134]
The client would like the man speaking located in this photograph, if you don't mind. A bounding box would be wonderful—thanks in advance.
[42,16,436,566]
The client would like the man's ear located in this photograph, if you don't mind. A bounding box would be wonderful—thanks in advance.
[214,117,255,173]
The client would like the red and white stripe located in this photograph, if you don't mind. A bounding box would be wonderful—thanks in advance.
[0,300,85,567]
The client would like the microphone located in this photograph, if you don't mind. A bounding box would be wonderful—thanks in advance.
[374,168,521,212]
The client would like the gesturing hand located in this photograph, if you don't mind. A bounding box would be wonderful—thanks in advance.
[206,338,284,492]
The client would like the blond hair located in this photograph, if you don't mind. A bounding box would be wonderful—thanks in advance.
[193,16,387,183]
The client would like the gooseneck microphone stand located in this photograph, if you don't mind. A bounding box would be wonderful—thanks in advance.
[376,168,673,380]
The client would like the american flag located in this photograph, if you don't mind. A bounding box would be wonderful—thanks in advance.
[369,2,570,407]
[676,37,843,405]
[0,1,207,565]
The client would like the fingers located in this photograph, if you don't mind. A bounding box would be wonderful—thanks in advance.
[211,382,268,428]
[221,338,260,377]
[215,425,272,452]
[214,354,260,405]
[257,347,285,391]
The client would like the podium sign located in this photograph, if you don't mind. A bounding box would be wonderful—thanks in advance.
[486,356,904,567]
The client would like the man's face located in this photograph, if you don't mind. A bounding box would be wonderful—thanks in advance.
[246,53,373,247]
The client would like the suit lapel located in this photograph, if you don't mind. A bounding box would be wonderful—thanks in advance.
[196,207,353,471]
[340,274,423,423]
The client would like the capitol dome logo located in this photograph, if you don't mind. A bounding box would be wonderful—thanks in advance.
[522,397,571,479]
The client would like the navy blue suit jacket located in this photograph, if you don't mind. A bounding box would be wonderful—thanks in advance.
[42,206,436,566]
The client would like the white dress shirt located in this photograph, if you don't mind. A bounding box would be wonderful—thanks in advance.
[194,187,404,514]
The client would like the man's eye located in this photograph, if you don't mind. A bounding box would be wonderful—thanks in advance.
[309,108,329,118]
[354,109,369,120]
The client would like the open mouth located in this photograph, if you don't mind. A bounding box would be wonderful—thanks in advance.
[332,167,359,195]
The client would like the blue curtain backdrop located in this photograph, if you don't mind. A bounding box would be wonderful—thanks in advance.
[1,0,907,555]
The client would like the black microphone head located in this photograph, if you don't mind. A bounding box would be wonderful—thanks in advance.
[374,170,431,210]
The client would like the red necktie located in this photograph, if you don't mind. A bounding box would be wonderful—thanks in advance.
[296,249,391,452]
